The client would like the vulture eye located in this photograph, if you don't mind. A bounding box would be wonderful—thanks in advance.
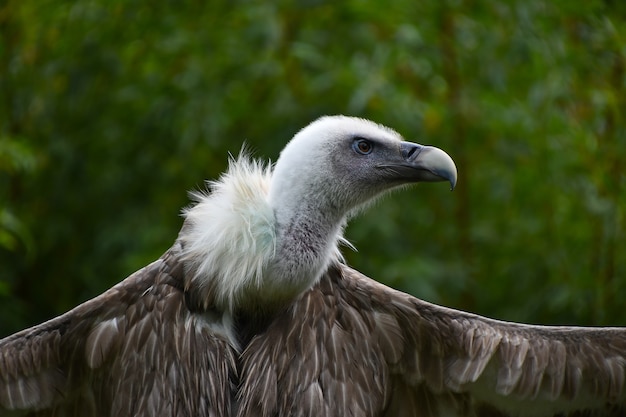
[353,138,373,155]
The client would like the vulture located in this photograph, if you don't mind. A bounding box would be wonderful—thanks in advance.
[1,116,625,417]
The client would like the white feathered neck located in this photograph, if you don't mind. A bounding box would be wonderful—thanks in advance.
[180,153,346,313]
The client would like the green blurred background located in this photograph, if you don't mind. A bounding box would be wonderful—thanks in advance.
[1,0,625,337]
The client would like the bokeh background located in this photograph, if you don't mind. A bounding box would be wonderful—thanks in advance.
[1,0,625,336]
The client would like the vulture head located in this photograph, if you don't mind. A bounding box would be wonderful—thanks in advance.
[181,115,456,315]
[269,115,456,219]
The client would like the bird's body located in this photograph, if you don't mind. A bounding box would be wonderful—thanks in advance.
[1,116,625,416]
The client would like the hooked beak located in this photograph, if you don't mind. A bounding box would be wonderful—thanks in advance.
[379,141,458,190]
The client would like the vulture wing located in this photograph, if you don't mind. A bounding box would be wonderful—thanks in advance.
[237,263,626,417]
[0,244,237,417]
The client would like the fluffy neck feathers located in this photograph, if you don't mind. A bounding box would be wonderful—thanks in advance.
[180,155,346,313]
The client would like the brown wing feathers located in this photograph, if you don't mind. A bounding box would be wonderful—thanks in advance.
[2,251,626,416]
[335,265,626,416]
[0,246,238,416]
[437,313,625,414]
[0,325,66,410]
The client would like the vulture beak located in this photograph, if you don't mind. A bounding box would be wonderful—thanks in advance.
[380,142,458,190]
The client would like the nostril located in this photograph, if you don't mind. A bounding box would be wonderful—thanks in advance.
[401,142,422,160]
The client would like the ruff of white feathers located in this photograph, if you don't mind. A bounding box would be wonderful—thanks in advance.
[179,153,345,313]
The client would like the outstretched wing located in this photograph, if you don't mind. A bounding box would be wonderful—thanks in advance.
[237,263,626,417]
[0,244,238,417]
[0,264,142,414]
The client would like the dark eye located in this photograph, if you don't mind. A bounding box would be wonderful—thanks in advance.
[353,138,373,155]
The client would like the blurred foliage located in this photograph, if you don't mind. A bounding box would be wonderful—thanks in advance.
[1,0,625,336]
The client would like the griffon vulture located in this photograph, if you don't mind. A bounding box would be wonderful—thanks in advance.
[1,116,625,417]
